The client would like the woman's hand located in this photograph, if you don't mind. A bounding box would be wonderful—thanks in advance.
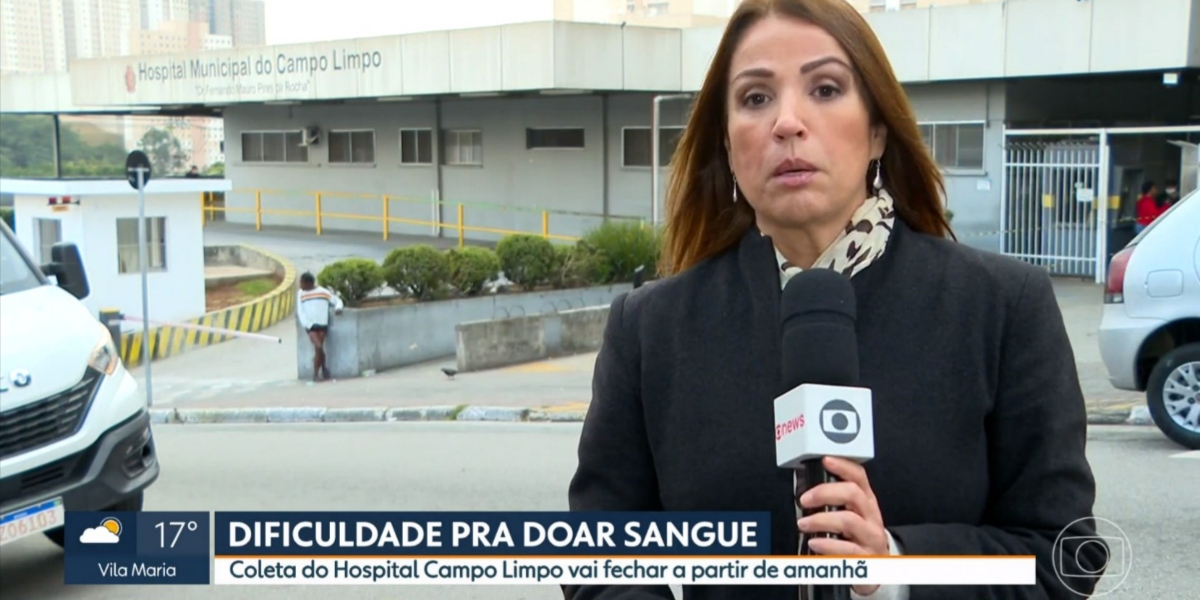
[797,456,890,596]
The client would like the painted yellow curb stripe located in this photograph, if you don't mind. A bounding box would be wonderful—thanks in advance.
[118,245,297,366]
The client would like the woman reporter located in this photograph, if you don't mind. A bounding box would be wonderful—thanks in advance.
[565,1,1105,599]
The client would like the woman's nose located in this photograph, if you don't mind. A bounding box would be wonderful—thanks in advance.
[772,94,808,140]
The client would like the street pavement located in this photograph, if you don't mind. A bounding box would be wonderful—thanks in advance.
[1,423,1195,599]
[202,221,474,276]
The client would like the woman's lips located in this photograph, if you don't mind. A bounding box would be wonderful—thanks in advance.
[772,169,816,187]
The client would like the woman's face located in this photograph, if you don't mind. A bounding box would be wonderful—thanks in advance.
[726,14,886,233]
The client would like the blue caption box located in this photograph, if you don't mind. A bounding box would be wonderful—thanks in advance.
[214,511,772,556]
[64,511,210,585]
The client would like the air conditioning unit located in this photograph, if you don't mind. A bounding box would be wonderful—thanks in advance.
[298,126,320,146]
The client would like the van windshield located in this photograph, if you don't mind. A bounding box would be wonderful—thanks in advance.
[0,227,44,296]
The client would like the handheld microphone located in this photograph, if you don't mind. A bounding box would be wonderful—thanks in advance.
[775,268,875,600]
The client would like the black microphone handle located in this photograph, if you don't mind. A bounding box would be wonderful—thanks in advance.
[799,457,842,552]
[798,458,852,600]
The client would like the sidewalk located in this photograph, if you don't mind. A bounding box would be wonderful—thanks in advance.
[135,224,1147,426]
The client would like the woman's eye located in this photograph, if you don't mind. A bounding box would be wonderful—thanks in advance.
[814,85,841,99]
[743,93,768,107]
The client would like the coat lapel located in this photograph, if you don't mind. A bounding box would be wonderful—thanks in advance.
[736,226,785,393]
[733,226,800,555]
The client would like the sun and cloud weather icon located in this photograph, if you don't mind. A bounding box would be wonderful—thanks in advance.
[79,517,122,544]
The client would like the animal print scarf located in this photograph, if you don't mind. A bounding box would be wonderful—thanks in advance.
[775,190,896,286]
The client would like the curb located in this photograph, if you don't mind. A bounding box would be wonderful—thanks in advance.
[149,405,1153,426]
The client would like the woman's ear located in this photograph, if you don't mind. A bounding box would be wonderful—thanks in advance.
[869,124,888,160]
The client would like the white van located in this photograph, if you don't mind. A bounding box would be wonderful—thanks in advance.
[0,219,158,548]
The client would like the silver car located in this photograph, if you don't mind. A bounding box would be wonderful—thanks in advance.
[1098,188,1200,449]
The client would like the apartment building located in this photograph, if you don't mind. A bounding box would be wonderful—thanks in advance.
[0,0,68,73]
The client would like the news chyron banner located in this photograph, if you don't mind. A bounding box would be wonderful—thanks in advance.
[63,511,1037,587]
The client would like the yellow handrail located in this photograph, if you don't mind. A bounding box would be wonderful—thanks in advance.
[200,188,646,247]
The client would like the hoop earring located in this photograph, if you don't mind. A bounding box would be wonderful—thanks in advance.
[871,159,883,196]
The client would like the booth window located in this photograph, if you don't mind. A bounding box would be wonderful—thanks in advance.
[241,131,308,163]
[329,130,376,164]
[918,122,985,171]
[526,127,585,149]
[400,129,433,164]
[116,217,167,274]
[444,129,482,166]
[622,126,684,167]
[34,218,61,263]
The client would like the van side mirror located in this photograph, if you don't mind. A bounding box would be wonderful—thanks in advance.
[42,242,90,300]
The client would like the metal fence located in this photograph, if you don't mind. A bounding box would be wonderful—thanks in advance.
[200,189,645,246]
[1001,135,1105,280]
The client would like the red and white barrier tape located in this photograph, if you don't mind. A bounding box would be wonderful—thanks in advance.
[118,315,282,343]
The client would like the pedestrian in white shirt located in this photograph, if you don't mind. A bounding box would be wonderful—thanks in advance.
[297,272,344,382]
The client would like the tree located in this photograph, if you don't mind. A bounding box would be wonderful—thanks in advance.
[0,114,127,178]
[138,127,188,176]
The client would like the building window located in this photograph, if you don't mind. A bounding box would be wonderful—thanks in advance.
[241,131,308,163]
[526,127,585,149]
[328,130,375,164]
[400,128,433,164]
[918,122,985,171]
[622,126,684,168]
[870,0,917,11]
[444,129,482,166]
[34,218,61,263]
[116,217,167,274]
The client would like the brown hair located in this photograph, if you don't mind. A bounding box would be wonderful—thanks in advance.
[658,0,953,276]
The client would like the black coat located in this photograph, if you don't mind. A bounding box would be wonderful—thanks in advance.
[565,219,1104,599]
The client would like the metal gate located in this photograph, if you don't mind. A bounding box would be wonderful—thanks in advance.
[1000,131,1107,281]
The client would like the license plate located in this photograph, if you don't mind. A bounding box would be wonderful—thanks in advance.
[0,497,65,546]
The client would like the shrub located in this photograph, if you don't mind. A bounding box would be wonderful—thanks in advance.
[495,234,557,289]
[446,246,500,296]
[318,258,384,306]
[0,207,13,231]
[551,241,605,289]
[581,220,661,283]
[382,245,451,300]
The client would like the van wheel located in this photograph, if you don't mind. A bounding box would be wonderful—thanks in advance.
[43,492,145,548]
[1146,343,1200,450]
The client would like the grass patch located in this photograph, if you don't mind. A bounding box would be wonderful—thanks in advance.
[237,278,278,296]
[206,275,283,311]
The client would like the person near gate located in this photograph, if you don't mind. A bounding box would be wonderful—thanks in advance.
[1135,180,1165,232]
[297,271,344,382]
[564,1,1105,599]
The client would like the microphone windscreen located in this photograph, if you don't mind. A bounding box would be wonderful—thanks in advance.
[780,268,859,390]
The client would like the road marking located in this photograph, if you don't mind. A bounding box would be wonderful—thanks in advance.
[505,362,573,373]
[1169,451,1200,460]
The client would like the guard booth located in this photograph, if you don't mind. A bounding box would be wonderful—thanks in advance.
[0,177,231,329]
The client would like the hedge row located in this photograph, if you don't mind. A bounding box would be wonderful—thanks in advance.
[317,221,661,306]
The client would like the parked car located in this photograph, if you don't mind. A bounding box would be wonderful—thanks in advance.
[1098,188,1200,449]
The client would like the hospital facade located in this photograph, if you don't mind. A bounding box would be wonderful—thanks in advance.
[2,0,1198,282]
